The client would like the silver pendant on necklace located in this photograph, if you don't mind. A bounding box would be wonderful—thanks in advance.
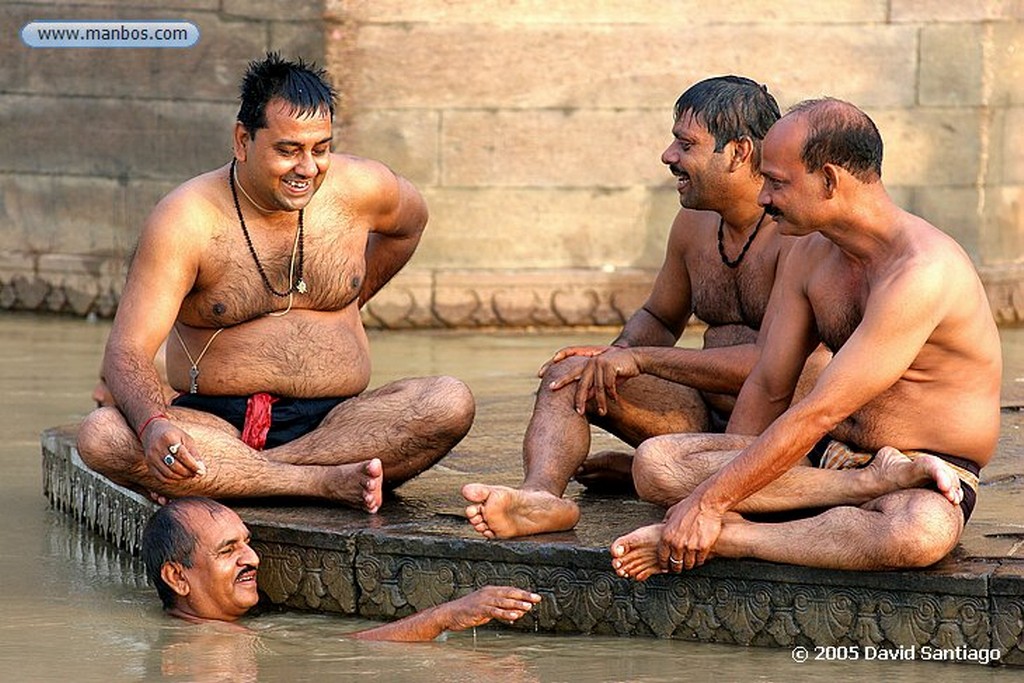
[189,366,200,394]
[296,279,308,294]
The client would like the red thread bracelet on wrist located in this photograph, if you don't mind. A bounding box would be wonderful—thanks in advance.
[137,413,169,438]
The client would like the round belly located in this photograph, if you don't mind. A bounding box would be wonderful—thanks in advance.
[166,308,371,398]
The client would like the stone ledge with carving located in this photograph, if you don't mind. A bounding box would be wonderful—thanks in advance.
[40,426,1024,664]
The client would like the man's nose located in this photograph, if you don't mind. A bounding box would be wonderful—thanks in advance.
[295,152,317,177]
[241,543,260,567]
[661,143,676,166]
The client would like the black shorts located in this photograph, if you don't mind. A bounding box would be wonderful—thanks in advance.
[171,394,346,449]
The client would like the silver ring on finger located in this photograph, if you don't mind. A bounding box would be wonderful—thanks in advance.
[669,557,684,566]
[168,442,181,455]
[163,454,176,467]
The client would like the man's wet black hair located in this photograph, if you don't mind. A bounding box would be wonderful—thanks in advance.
[788,98,883,182]
[674,75,781,170]
[237,51,337,139]
[141,497,227,610]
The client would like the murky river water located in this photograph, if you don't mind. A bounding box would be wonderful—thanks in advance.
[0,312,1020,681]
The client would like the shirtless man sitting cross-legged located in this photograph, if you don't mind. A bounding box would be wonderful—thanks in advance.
[611,98,1002,578]
[462,76,829,539]
[76,54,475,511]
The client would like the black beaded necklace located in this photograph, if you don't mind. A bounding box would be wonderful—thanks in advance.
[717,210,767,269]
[229,159,306,297]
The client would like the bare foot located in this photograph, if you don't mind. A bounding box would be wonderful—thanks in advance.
[461,484,581,539]
[610,524,665,581]
[868,447,963,505]
[574,450,636,493]
[324,458,384,513]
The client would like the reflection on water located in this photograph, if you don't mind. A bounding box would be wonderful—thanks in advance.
[1,313,1022,681]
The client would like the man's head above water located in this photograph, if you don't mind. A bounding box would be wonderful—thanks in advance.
[142,497,260,622]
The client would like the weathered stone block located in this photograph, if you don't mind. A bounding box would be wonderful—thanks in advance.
[224,0,324,21]
[326,0,887,25]
[978,186,1024,267]
[338,109,441,187]
[442,109,668,188]
[0,95,236,180]
[1003,109,1024,184]
[417,187,653,270]
[992,23,1024,106]
[911,186,983,260]
[0,174,124,253]
[337,24,918,110]
[920,25,985,106]
[891,0,1021,22]
[2,6,261,101]
[269,18,326,61]
[873,108,982,186]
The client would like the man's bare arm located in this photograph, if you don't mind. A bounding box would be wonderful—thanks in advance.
[349,587,541,642]
[103,191,207,479]
[359,169,427,306]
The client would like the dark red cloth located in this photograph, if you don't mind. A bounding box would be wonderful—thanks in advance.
[242,392,278,451]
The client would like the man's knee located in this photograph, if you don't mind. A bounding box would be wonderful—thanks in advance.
[431,375,476,436]
[633,436,686,505]
[76,407,128,471]
[878,494,962,568]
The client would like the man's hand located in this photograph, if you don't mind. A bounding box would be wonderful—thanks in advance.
[548,347,642,416]
[537,345,613,377]
[442,586,542,632]
[141,418,206,484]
[658,495,724,571]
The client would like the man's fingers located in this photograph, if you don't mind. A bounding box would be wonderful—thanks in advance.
[550,370,581,392]
[573,366,594,414]
[594,365,608,416]
[173,445,205,477]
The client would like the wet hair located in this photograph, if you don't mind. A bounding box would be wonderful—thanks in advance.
[141,497,226,610]
[788,98,883,182]
[673,75,781,169]
[237,51,336,139]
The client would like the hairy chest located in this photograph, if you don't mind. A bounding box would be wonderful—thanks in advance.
[689,247,778,330]
[180,215,367,326]
[808,266,866,353]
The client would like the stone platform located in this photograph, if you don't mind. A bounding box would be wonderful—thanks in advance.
[42,409,1024,666]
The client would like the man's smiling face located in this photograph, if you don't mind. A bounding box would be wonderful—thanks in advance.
[172,504,260,622]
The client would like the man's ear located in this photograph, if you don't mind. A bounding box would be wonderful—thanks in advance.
[821,164,840,198]
[232,123,250,162]
[730,136,755,171]
[161,562,191,597]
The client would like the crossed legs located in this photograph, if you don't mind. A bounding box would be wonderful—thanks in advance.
[77,375,474,510]
[612,433,967,578]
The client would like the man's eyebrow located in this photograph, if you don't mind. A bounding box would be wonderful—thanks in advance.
[275,136,334,148]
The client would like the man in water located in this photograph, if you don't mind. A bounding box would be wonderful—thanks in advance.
[77,53,475,511]
[144,497,540,640]
[462,76,827,538]
[611,98,1001,577]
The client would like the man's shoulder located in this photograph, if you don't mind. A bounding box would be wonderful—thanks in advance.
[153,165,228,218]
[325,153,395,189]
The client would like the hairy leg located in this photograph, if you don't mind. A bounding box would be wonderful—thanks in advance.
[612,487,964,578]
[633,436,963,512]
[267,376,475,486]
[461,360,707,539]
[76,407,383,510]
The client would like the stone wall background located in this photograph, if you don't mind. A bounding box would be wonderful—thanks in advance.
[3,1,1023,325]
